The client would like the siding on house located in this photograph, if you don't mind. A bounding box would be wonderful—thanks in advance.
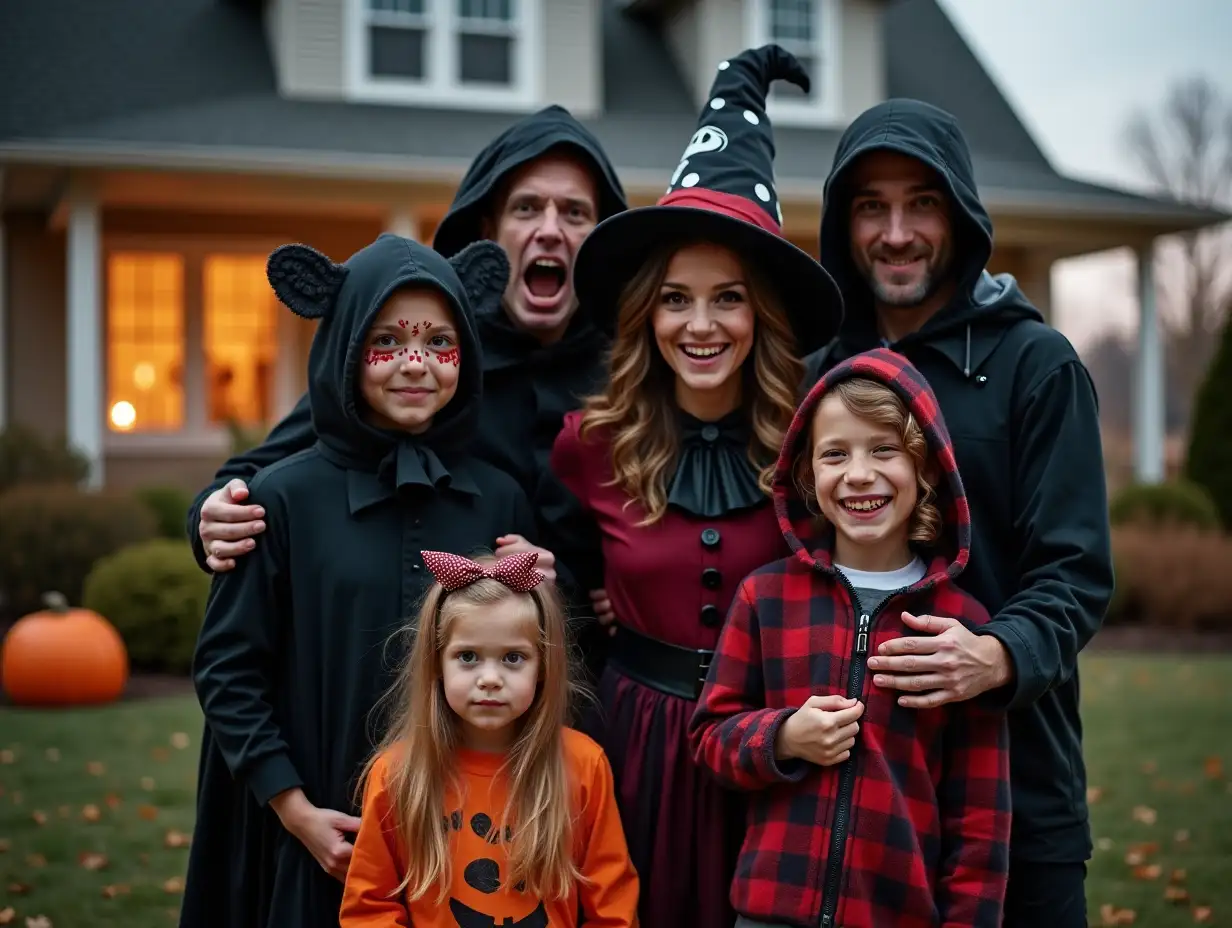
[269,0,348,99]
[543,0,602,116]
[841,0,886,120]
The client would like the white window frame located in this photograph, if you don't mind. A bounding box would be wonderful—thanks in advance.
[745,0,842,128]
[345,0,542,111]
[102,235,301,457]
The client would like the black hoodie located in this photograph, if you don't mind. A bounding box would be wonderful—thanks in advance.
[805,99,1114,864]
[182,235,539,928]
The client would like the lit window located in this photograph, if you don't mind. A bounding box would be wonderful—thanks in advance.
[204,256,279,428]
[106,253,185,432]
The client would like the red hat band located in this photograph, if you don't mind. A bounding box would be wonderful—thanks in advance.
[656,188,783,238]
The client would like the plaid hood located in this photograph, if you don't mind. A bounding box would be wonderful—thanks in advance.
[772,346,972,580]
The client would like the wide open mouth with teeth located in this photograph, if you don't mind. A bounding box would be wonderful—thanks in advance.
[840,496,890,512]
[523,257,567,300]
[681,344,730,360]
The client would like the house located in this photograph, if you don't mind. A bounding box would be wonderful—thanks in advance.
[0,0,1226,493]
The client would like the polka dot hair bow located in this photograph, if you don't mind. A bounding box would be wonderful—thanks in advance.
[420,550,545,593]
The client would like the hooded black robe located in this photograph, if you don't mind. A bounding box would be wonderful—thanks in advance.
[179,234,538,928]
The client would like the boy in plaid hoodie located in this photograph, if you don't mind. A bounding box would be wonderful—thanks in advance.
[688,347,1011,928]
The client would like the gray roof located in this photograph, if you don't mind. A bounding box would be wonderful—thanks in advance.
[0,0,1225,228]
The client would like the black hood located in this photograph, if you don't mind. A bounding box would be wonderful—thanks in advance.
[432,105,628,259]
[265,234,508,469]
[819,99,1041,344]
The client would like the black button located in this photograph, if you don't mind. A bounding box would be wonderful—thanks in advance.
[700,528,720,548]
[702,567,721,589]
[700,604,721,627]
[701,424,720,442]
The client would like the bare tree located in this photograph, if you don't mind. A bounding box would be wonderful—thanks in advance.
[1124,76,1232,419]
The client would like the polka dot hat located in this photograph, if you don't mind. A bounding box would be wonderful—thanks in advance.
[574,44,843,354]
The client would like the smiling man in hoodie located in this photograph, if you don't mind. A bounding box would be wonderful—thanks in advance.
[804,99,1114,926]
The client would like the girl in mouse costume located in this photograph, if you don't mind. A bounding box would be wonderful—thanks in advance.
[549,45,845,928]
[181,233,551,928]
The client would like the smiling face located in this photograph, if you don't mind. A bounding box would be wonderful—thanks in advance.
[357,287,462,434]
[651,242,755,419]
[440,595,542,752]
[483,151,600,345]
[808,389,921,573]
[847,150,955,324]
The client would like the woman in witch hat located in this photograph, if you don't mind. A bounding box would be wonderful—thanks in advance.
[548,45,844,928]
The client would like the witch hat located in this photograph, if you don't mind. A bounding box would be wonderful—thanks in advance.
[574,44,843,354]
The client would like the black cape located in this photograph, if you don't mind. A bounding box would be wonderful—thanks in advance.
[180,235,539,928]
[804,98,1114,863]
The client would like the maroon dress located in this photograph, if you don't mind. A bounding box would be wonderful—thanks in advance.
[551,408,790,928]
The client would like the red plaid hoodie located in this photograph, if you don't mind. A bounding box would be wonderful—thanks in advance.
[688,348,1011,928]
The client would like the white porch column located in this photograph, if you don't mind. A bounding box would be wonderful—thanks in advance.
[1134,240,1166,484]
[1020,249,1055,327]
[66,185,104,488]
[0,169,8,433]
[386,207,419,241]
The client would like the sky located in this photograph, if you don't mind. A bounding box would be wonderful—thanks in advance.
[933,0,1232,348]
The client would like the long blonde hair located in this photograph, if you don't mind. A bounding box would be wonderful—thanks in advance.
[579,240,803,524]
[358,556,583,904]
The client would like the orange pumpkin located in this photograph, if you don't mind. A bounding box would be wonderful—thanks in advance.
[1,592,129,706]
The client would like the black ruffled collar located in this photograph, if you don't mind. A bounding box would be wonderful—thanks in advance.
[667,409,768,518]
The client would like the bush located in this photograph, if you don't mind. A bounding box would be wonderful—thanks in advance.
[135,485,195,540]
[1108,479,1221,531]
[0,484,158,621]
[82,539,210,674]
[1186,315,1232,528]
[0,424,90,494]
[1104,526,1232,631]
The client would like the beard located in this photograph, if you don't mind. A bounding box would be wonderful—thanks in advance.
[856,242,953,308]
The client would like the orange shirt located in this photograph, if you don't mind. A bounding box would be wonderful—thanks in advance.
[340,728,639,927]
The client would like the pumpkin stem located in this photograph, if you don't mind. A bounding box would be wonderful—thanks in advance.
[41,591,71,613]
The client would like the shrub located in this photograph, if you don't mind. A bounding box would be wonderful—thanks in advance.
[1186,315,1232,528]
[0,424,90,494]
[82,539,210,674]
[0,484,158,622]
[1104,526,1232,631]
[1108,479,1221,531]
[135,485,195,540]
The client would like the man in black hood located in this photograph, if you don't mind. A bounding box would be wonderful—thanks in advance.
[186,105,625,599]
[805,99,1113,926]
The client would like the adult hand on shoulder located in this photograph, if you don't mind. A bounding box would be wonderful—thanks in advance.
[589,589,616,634]
[199,478,265,573]
[867,612,1013,709]
[494,534,557,584]
[270,788,361,882]
[775,695,864,767]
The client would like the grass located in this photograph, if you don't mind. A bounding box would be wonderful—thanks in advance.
[0,654,1228,926]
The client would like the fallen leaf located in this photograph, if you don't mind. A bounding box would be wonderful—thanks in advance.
[43,748,59,763]
[1203,756,1223,780]
[150,747,170,762]
[1193,907,1212,923]
[0,838,10,853]
[1165,886,1190,904]
[25,916,52,928]
[170,732,190,750]
[81,804,101,823]
[1132,863,1162,880]
[1132,805,1157,826]
[104,793,122,810]
[140,777,156,791]
[1154,778,1172,792]
[6,884,29,897]
[0,907,12,925]
[1087,786,1104,803]
[1100,903,1137,925]
[25,853,46,868]
[1175,829,1191,843]
[1179,781,1196,796]
[56,806,69,820]
[30,810,46,826]
[1171,869,1188,883]
[0,750,13,764]
[101,884,130,899]
[86,761,105,776]
[78,852,108,871]
[138,804,159,821]
[1097,837,1114,852]
[163,876,185,894]
[164,829,191,849]
[1141,760,1158,775]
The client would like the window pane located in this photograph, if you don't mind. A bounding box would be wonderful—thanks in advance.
[204,256,278,428]
[370,25,426,78]
[458,0,514,22]
[768,0,814,42]
[370,0,425,13]
[459,33,511,84]
[773,53,816,100]
[107,253,184,433]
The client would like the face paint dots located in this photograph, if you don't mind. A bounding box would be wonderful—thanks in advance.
[364,349,396,366]
[397,319,407,328]
[434,346,461,368]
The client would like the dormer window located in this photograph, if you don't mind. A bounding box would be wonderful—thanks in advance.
[346,0,542,109]
[746,0,841,125]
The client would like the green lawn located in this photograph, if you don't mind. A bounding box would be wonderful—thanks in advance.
[0,655,1228,926]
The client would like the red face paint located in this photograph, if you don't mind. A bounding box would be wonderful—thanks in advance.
[397,319,408,328]
[434,346,461,368]
[364,349,396,365]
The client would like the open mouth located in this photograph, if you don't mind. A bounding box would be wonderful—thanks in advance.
[841,496,890,513]
[523,258,567,305]
[681,344,730,361]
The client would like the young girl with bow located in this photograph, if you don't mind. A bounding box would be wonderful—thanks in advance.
[341,550,639,927]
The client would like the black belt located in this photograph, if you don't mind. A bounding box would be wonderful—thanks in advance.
[608,624,714,701]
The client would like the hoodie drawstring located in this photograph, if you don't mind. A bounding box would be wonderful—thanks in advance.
[963,324,971,378]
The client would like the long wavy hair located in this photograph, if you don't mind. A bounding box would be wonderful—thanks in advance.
[579,240,803,524]
[357,556,584,905]
[793,377,942,544]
